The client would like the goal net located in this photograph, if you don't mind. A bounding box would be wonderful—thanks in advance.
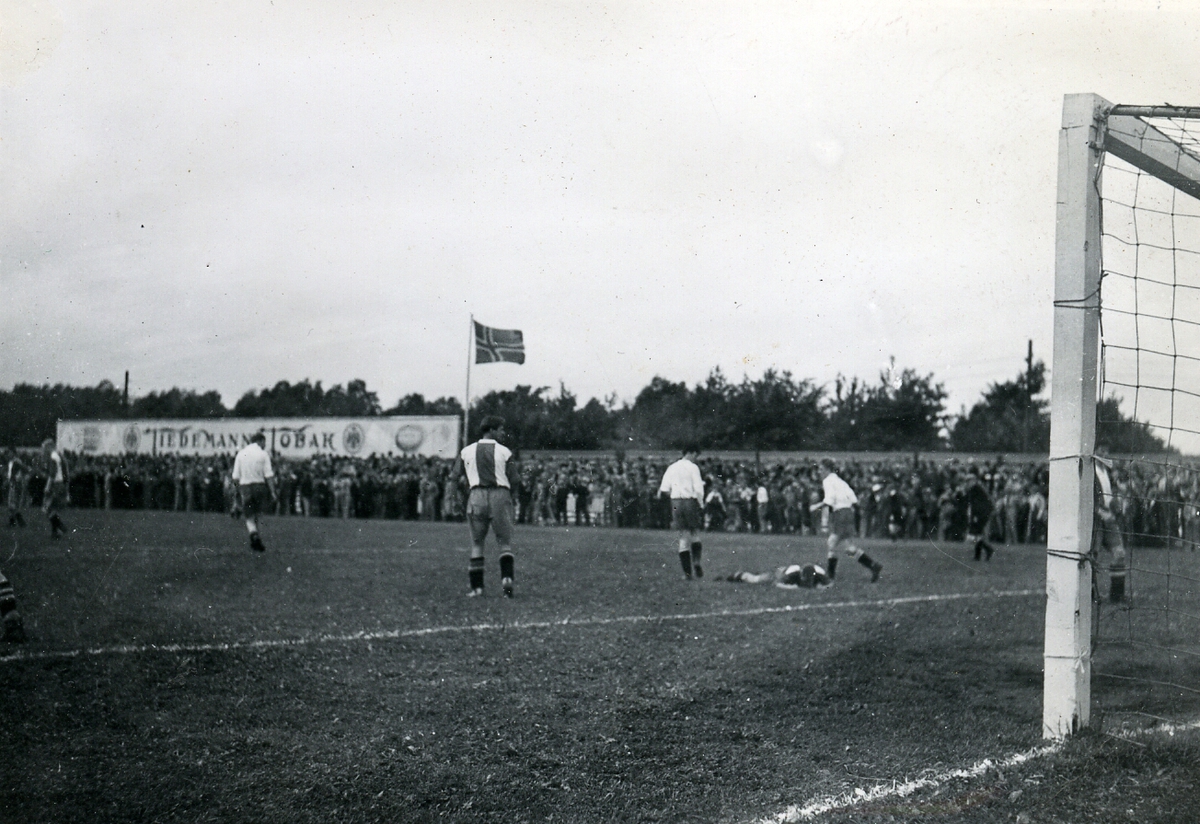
[1045,95,1200,738]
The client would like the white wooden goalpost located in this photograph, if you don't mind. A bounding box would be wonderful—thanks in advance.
[1044,93,1200,738]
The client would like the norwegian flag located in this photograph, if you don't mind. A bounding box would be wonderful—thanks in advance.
[474,321,525,364]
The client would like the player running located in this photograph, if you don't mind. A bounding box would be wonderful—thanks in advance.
[810,458,882,582]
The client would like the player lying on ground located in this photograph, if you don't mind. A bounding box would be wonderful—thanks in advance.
[726,563,833,589]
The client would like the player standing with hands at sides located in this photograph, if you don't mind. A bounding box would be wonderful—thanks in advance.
[6,449,30,528]
[41,439,69,539]
[659,444,706,579]
[232,431,277,552]
[1094,443,1127,603]
[810,458,882,582]
[452,416,517,598]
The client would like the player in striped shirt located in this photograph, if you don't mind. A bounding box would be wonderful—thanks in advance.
[453,416,517,597]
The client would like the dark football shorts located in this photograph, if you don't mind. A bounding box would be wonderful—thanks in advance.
[829,507,856,539]
[670,498,703,532]
[468,487,515,545]
[239,483,272,517]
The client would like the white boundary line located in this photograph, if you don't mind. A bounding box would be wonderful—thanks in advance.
[0,588,1039,664]
[755,716,1200,823]
[758,741,1064,823]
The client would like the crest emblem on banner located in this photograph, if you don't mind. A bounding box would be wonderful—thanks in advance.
[123,425,141,452]
[394,425,424,453]
[342,423,365,454]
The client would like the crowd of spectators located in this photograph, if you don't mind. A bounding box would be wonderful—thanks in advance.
[4,448,1197,549]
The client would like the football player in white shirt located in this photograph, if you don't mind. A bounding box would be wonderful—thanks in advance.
[810,458,882,582]
[6,449,29,528]
[41,439,69,539]
[231,432,277,552]
[659,444,706,579]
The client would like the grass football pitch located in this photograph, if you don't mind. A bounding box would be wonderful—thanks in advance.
[1,510,1197,823]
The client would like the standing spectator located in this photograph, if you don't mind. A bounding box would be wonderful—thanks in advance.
[587,475,606,525]
[754,482,769,532]
[231,431,277,552]
[223,471,241,518]
[452,416,517,598]
[810,457,882,582]
[334,466,355,519]
[419,471,439,521]
[1027,481,1048,544]
[658,444,706,579]
[40,439,69,539]
[6,450,30,528]
[704,482,727,532]
[297,464,314,516]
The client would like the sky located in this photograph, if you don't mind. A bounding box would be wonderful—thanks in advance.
[4,0,1200,427]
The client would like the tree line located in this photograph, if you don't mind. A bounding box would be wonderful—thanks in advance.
[0,357,1167,454]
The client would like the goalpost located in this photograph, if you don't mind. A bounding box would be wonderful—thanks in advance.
[1045,94,1200,738]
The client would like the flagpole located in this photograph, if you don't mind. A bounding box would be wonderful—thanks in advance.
[463,314,473,450]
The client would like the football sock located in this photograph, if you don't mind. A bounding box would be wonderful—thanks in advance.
[499,552,514,581]
[826,556,838,580]
[974,540,984,561]
[679,548,693,578]
[690,542,703,578]
[469,556,485,592]
[49,514,64,535]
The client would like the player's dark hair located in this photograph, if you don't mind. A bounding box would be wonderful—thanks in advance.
[479,416,506,436]
[681,442,700,456]
[251,431,267,444]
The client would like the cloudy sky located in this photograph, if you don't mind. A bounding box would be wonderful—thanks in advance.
[3,0,1200,422]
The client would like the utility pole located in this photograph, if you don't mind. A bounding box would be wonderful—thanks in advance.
[1022,341,1034,453]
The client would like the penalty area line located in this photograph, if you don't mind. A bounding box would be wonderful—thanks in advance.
[758,740,1064,823]
[0,588,1040,664]
[755,718,1200,823]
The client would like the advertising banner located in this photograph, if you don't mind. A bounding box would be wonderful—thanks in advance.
[56,417,461,459]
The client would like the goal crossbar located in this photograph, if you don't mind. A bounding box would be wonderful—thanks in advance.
[1044,93,1200,739]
